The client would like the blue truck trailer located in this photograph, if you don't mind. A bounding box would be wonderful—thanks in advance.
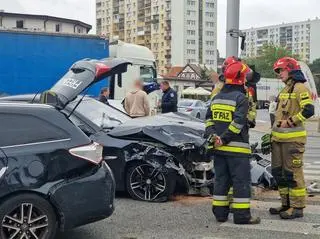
[0,30,109,96]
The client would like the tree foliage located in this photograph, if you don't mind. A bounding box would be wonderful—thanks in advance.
[244,44,300,78]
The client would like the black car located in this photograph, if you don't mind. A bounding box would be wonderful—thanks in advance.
[0,102,115,239]
[0,58,133,238]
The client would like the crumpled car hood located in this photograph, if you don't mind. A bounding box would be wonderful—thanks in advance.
[108,115,206,147]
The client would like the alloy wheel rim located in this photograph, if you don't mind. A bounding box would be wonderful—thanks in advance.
[2,203,49,239]
[130,164,166,201]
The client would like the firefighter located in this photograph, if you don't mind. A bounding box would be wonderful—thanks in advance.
[263,57,314,219]
[205,61,261,224]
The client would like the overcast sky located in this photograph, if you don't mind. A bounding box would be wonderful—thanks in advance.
[1,0,320,57]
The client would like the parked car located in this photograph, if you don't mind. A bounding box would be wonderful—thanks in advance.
[0,58,134,239]
[178,99,207,120]
[0,102,115,239]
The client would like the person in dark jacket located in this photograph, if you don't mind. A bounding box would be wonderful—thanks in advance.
[160,81,177,113]
[99,87,110,105]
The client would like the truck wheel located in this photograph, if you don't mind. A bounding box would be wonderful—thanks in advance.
[0,194,58,239]
[126,162,176,202]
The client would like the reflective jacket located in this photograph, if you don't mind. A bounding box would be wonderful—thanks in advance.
[205,85,251,155]
[272,79,314,143]
[209,82,256,128]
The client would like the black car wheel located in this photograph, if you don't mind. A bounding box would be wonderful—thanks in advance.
[126,163,176,202]
[0,194,57,239]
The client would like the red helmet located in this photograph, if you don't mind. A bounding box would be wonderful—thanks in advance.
[222,56,241,73]
[224,62,249,85]
[273,57,300,74]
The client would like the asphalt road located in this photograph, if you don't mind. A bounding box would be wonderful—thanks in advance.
[57,196,320,239]
[56,110,320,239]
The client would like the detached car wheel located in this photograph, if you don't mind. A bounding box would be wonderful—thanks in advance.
[126,163,176,202]
[0,194,57,239]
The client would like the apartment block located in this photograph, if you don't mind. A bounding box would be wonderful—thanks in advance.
[242,18,320,63]
[96,0,217,75]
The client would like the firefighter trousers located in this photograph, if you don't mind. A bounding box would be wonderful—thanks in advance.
[271,142,306,208]
[212,153,252,223]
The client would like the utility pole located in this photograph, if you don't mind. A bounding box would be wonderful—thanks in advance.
[226,0,240,57]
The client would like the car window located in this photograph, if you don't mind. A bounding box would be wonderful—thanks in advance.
[68,99,131,129]
[178,101,193,107]
[195,101,202,107]
[0,113,69,147]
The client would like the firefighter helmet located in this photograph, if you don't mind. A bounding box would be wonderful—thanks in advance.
[273,57,300,74]
[222,56,241,73]
[224,61,249,85]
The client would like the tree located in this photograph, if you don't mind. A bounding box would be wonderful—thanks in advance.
[244,44,300,78]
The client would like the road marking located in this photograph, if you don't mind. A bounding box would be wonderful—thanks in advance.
[220,219,320,235]
[305,165,320,169]
[303,170,320,175]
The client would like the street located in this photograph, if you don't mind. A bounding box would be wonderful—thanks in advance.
[57,110,320,239]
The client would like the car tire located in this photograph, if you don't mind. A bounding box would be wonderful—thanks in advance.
[196,113,201,119]
[0,193,58,239]
[126,162,176,202]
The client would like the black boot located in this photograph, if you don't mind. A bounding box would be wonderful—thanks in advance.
[280,208,304,219]
[212,206,229,222]
[269,206,290,215]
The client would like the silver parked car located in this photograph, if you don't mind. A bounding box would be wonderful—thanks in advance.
[178,99,208,120]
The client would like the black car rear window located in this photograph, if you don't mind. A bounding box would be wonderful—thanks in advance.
[0,113,69,147]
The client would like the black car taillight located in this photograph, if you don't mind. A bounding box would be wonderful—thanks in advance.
[69,142,103,165]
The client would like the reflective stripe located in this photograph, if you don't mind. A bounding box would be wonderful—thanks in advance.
[212,200,229,207]
[212,99,237,106]
[272,126,305,133]
[272,131,307,139]
[289,188,306,197]
[300,92,310,98]
[205,120,215,127]
[213,195,228,201]
[249,111,256,117]
[228,188,233,195]
[229,125,241,134]
[208,145,213,149]
[279,187,289,195]
[300,99,313,107]
[232,202,250,209]
[279,93,296,99]
[297,112,306,122]
[227,142,250,148]
[231,121,244,130]
[211,104,236,112]
[233,198,250,203]
[216,146,251,154]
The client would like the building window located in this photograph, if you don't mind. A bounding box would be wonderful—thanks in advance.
[55,24,61,32]
[187,30,196,36]
[16,20,24,29]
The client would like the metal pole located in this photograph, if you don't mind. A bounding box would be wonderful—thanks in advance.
[226,0,240,57]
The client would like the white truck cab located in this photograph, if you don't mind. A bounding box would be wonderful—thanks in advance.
[109,40,161,115]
